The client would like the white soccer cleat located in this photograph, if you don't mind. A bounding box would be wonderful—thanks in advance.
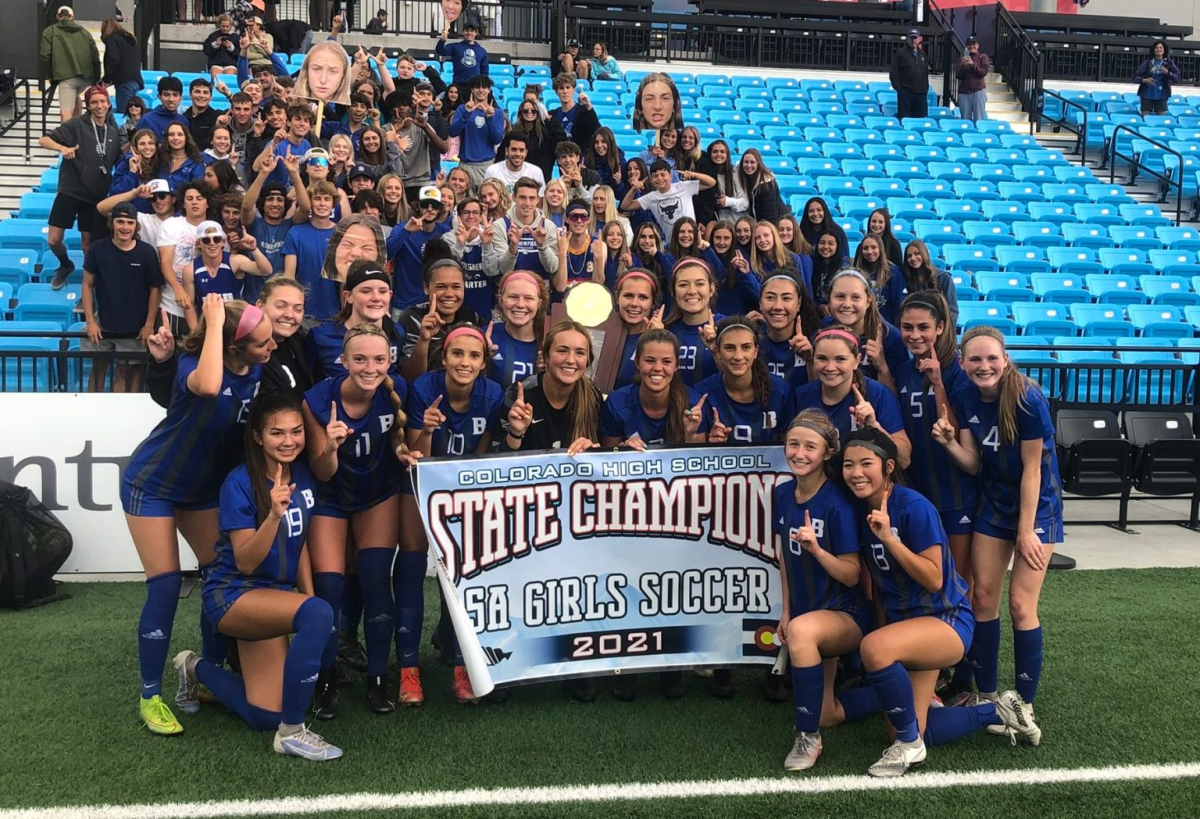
[273,725,344,761]
[996,690,1042,746]
[172,650,201,715]
[783,731,822,771]
[867,737,927,778]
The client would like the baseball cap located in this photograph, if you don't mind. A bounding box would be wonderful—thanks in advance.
[567,38,580,48]
[147,179,173,196]
[111,202,138,221]
[414,80,434,93]
[349,163,375,181]
[966,35,979,45]
[83,85,109,103]
[907,29,921,38]
[418,185,442,204]
[304,147,330,162]
[195,221,227,241]
[464,21,479,30]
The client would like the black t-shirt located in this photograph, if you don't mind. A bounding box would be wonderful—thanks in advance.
[186,106,221,152]
[83,238,162,335]
[500,373,598,452]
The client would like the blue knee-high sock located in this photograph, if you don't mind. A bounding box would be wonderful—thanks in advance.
[341,571,364,636]
[865,662,919,743]
[138,571,182,698]
[790,663,824,733]
[836,686,882,722]
[311,572,345,671]
[356,548,397,676]
[195,659,281,731]
[197,563,230,665]
[924,702,1001,747]
[282,597,334,725]
[952,658,975,687]
[393,552,426,668]
[974,618,1002,696]
[1013,626,1044,704]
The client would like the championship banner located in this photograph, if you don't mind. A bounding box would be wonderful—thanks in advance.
[414,446,791,695]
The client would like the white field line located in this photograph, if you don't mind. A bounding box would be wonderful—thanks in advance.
[2,762,1198,819]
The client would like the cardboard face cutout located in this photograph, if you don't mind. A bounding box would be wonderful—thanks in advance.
[442,0,464,24]
[632,72,684,132]
[295,40,352,106]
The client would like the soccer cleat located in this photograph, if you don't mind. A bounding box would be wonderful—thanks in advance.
[867,737,927,778]
[49,264,73,291]
[399,667,425,707]
[783,731,823,771]
[659,670,684,699]
[273,725,343,761]
[709,668,735,699]
[337,632,367,673]
[366,675,395,714]
[611,673,637,702]
[564,677,596,703]
[311,669,340,721]
[172,650,201,715]
[996,690,1042,746]
[452,666,479,705]
[139,694,183,735]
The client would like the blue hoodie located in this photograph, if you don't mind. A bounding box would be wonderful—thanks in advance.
[449,105,505,163]
[138,105,190,140]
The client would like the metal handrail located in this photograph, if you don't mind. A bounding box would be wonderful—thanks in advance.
[1108,123,1185,225]
[995,1,1042,134]
[1040,88,1091,164]
[926,0,967,110]
[0,79,32,163]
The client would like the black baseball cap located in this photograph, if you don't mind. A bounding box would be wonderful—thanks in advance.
[414,80,434,93]
[567,38,580,48]
[907,29,921,38]
[349,163,375,182]
[966,35,979,45]
[111,202,138,220]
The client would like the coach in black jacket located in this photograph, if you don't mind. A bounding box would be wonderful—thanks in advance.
[890,29,930,121]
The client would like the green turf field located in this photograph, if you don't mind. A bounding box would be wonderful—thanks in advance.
[1,568,1198,818]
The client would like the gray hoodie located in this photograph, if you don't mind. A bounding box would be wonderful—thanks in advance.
[45,114,123,202]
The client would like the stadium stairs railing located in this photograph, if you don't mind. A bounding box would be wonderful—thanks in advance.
[1040,88,1090,165]
[1107,125,1184,226]
[994,2,1041,135]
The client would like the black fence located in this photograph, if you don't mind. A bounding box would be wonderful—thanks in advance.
[0,78,32,164]
[927,0,967,111]
[0,332,149,394]
[994,1,1041,131]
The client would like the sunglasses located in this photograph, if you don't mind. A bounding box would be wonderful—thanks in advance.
[199,236,224,245]
[308,157,329,167]
[419,202,441,211]
[152,192,173,200]
[567,212,590,222]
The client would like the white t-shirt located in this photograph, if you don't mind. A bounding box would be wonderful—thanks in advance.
[156,216,204,317]
[137,213,170,249]
[636,180,700,237]
[483,161,546,193]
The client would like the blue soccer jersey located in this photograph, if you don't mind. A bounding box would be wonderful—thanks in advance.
[460,243,493,317]
[695,372,794,443]
[667,314,723,387]
[599,383,709,445]
[203,461,318,616]
[487,322,538,387]
[950,382,1063,531]
[792,377,904,453]
[305,375,409,512]
[895,357,977,514]
[818,316,909,382]
[857,485,972,624]
[613,331,642,390]
[405,370,505,456]
[772,478,867,619]
[303,320,407,381]
[123,354,261,504]
[192,253,243,301]
[759,333,810,390]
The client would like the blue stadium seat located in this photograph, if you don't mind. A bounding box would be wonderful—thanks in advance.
[1031,273,1089,305]
[962,222,1014,247]
[37,168,59,194]
[0,221,53,255]
[944,245,998,271]
[1127,305,1191,338]
[1012,302,1077,337]
[13,283,81,329]
[1075,204,1123,226]
[1121,203,1173,227]
[981,201,1028,224]
[958,301,1016,334]
[1140,276,1200,306]
[1062,224,1115,250]
[1085,183,1135,205]
[1121,351,1188,405]
[996,182,1045,203]
[1158,226,1200,251]
[1149,249,1196,271]
[886,197,934,223]
[1043,183,1090,204]
[1085,273,1144,305]
[1109,226,1164,252]
[1047,247,1101,275]
[1027,203,1076,225]
[1059,349,1122,403]
[15,193,56,221]
[0,251,37,289]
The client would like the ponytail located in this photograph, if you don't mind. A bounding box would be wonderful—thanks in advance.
[243,391,306,527]
[961,325,1034,445]
[343,323,408,451]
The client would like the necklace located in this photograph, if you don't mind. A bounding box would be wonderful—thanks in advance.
[91,118,109,171]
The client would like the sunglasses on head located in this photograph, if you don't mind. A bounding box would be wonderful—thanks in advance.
[199,236,224,245]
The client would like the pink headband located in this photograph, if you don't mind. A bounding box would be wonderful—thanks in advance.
[618,270,658,289]
[815,328,860,347]
[673,257,712,277]
[503,270,542,292]
[445,325,487,347]
[233,304,265,342]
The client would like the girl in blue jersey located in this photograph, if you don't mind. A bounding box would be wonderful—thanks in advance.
[709,221,761,316]
[892,292,978,700]
[173,392,341,761]
[852,235,899,319]
[698,316,795,444]
[486,269,548,387]
[613,269,663,390]
[664,257,723,387]
[302,323,416,719]
[305,263,407,381]
[595,221,631,291]
[773,410,872,771]
[122,295,276,736]
[553,199,604,297]
[401,324,505,706]
[881,240,959,328]
[663,217,721,274]
[934,326,1061,745]
[793,328,911,468]
[757,271,820,389]
[823,270,908,388]
[842,428,1027,777]
[752,221,813,300]
[600,328,709,451]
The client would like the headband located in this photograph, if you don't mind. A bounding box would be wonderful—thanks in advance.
[792,419,839,450]
[843,439,895,464]
[814,328,859,346]
[503,270,543,291]
[672,257,712,278]
[618,269,658,289]
[829,268,871,287]
[445,325,487,347]
[233,304,264,342]
[903,297,943,320]
[716,321,756,341]
[762,273,802,291]
[344,266,390,293]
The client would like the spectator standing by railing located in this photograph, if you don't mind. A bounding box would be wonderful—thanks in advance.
[101,17,142,115]
[1133,40,1182,116]
[956,36,989,123]
[890,29,929,122]
[40,6,101,124]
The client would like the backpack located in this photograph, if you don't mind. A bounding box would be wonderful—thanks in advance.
[0,480,73,609]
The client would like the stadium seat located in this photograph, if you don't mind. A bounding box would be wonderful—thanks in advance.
[1123,411,1200,525]
[996,246,1051,274]
[1031,273,1089,305]
[943,245,998,272]
[1062,224,1116,250]
[1012,302,1077,337]
[962,222,1014,248]
[1070,304,1135,337]
[0,220,52,254]
[1141,276,1200,307]
[1012,222,1063,249]
[1110,227,1164,252]
[1059,349,1123,403]
[1055,409,1135,526]
[13,283,81,329]
[1127,305,1191,339]
[957,301,1015,333]
[1121,351,1188,405]
[0,251,37,289]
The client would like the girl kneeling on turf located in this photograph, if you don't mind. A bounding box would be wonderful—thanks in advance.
[775,410,873,771]
[934,326,1060,744]
[175,391,340,761]
[843,428,1024,778]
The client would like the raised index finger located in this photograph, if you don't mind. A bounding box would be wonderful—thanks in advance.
[330,401,338,421]
[275,462,283,484]
[693,393,708,413]
[939,403,949,422]
[430,395,443,410]
[516,381,525,403]
[852,385,865,403]
[804,509,812,527]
